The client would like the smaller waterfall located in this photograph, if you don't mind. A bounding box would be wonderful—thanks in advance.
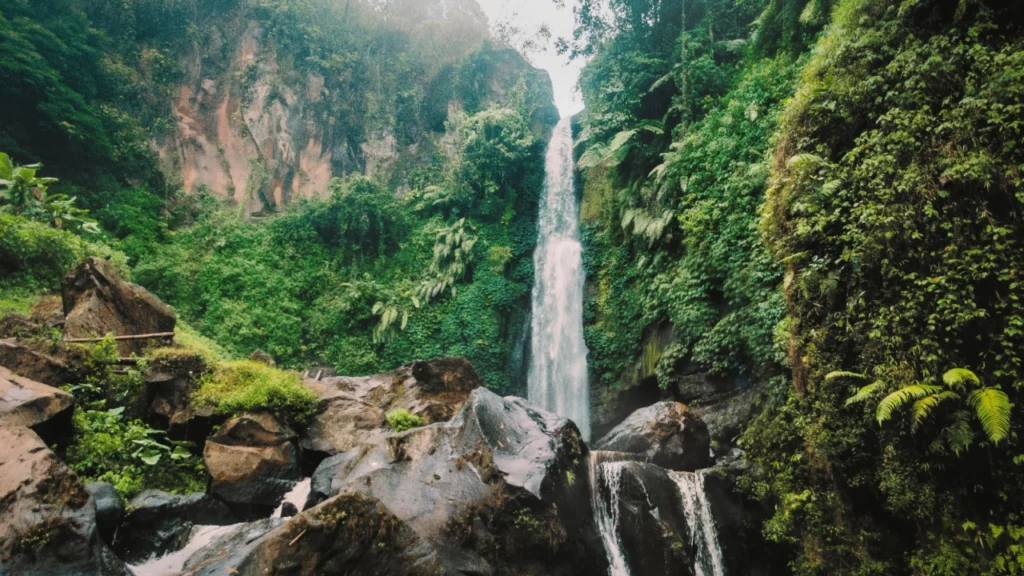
[589,452,632,576]
[672,470,726,576]
[272,477,311,518]
[129,523,242,576]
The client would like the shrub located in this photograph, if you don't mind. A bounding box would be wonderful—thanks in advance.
[192,360,318,424]
[386,408,424,432]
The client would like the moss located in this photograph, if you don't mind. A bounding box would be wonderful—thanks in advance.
[192,360,318,424]
[386,409,425,433]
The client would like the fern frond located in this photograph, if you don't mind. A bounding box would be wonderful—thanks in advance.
[845,381,884,406]
[911,391,959,429]
[942,368,980,390]
[876,385,943,425]
[967,388,1011,444]
[944,412,976,456]
[826,371,868,382]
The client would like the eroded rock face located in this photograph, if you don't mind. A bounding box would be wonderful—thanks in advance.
[113,490,236,565]
[0,365,74,446]
[204,412,300,514]
[61,258,176,355]
[594,401,711,472]
[0,427,130,576]
[142,350,220,443]
[306,387,606,576]
[300,357,481,459]
[0,338,79,388]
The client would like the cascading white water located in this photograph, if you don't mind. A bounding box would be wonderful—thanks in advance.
[589,455,631,576]
[272,477,311,518]
[528,116,591,441]
[128,523,242,576]
[672,470,726,576]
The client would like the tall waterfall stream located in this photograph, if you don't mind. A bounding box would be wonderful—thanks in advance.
[527,116,591,442]
[529,117,726,576]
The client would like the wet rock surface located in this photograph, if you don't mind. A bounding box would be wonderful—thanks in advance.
[113,490,236,564]
[61,257,176,355]
[0,365,74,445]
[85,483,123,547]
[305,387,606,576]
[204,412,300,515]
[142,351,218,442]
[0,427,130,576]
[594,401,711,472]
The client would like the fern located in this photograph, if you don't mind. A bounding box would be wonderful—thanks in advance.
[911,391,959,429]
[967,388,1011,444]
[942,368,980,390]
[876,385,943,425]
[826,370,868,382]
[845,381,884,406]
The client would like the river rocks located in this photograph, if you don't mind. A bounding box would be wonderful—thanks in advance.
[113,490,236,564]
[61,257,176,355]
[306,387,606,575]
[594,401,711,472]
[0,365,74,446]
[204,412,300,514]
[299,357,481,459]
[85,483,123,546]
[0,427,131,576]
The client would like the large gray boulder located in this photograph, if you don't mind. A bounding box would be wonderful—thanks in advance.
[84,483,123,547]
[594,401,711,471]
[0,427,131,576]
[204,412,300,515]
[299,357,482,459]
[0,365,74,446]
[61,257,175,356]
[303,388,606,575]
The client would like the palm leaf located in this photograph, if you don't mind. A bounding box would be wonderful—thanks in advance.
[967,388,1011,444]
[876,384,943,425]
[845,381,884,406]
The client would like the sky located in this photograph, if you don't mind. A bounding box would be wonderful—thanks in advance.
[474,0,585,117]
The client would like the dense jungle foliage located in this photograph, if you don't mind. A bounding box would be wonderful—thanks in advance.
[575,0,1024,573]
[0,0,551,391]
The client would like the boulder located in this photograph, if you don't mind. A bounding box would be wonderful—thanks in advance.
[179,495,435,576]
[0,365,74,446]
[204,412,300,515]
[31,295,66,329]
[694,388,758,454]
[0,338,79,388]
[142,350,218,443]
[0,313,42,339]
[113,490,236,564]
[61,257,176,356]
[300,357,480,460]
[85,483,123,547]
[306,387,606,576]
[594,401,711,472]
[0,427,131,575]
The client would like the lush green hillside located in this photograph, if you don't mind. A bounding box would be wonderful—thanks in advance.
[575,0,1024,572]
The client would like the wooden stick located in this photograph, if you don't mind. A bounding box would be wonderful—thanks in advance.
[288,529,307,546]
[63,332,175,343]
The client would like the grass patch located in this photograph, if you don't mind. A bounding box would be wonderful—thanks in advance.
[192,360,317,424]
[386,408,424,432]
[0,287,42,317]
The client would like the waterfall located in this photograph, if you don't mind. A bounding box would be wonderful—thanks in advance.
[672,470,726,576]
[528,116,591,441]
[128,523,243,576]
[589,453,631,576]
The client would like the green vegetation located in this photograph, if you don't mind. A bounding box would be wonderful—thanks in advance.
[64,337,205,499]
[192,360,318,425]
[386,409,425,433]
